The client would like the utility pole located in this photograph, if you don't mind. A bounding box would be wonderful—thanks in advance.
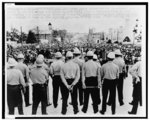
[20,26,22,45]
[37,26,39,43]
[48,22,53,49]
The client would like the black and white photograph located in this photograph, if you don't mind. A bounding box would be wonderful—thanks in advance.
[2,2,148,119]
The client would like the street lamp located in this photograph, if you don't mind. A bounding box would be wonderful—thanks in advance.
[48,22,53,48]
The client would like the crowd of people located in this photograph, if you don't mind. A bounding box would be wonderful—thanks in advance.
[6,43,142,116]
[7,43,141,65]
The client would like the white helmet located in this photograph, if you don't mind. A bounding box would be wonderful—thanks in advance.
[87,51,94,57]
[55,52,62,58]
[36,58,44,67]
[93,54,98,60]
[114,49,122,56]
[37,54,44,60]
[66,51,73,57]
[8,58,18,67]
[107,52,115,59]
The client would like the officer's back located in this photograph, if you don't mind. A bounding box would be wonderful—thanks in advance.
[72,48,84,70]
[29,57,48,115]
[15,54,29,78]
[61,60,79,79]
[101,62,119,80]
[30,66,48,84]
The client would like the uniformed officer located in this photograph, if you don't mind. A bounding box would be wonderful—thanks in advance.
[37,54,51,106]
[93,54,101,105]
[128,59,141,114]
[100,52,119,115]
[72,48,84,106]
[113,49,126,106]
[60,51,80,115]
[30,58,49,115]
[82,51,101,114]
[50,52,64,108]
[7,58,26,115]
[16,53,31,107]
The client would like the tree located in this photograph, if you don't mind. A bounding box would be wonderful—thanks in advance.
[58,30,67,43]
[6,28,20,42]
[52,30,59,38]
[20,32,27,43]
[26,30,37,43]
[107,39,112,44]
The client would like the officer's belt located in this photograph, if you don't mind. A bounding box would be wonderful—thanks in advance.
[104,78,116,81]
[85,76,97,79]
[33,83,46,87]
[7,84,20,87]
[53,75,61,77]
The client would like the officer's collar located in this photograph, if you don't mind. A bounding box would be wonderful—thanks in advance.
[88,59,93,62]
[108,61,113,63]
[66,59,72,62]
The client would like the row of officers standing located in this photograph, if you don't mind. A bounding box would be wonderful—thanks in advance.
[7,48,142,115]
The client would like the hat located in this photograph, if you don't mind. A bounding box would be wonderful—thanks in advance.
[8,58,18,67]
[93,54,98,60]
[87,51,94,57]
[36,58,43,67]
[38,54,44,60]
[107,52,115,59]
[17,54,24,59]
[114,49,122,56]
[66,51,73,57]
[73,48,81,54]
[55,52,62,58]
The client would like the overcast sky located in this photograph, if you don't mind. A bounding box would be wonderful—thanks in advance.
[5,4,145,34]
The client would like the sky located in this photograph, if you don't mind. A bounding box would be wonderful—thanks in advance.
[5,4,145,34]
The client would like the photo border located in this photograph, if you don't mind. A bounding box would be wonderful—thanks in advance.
[2,2,148,119]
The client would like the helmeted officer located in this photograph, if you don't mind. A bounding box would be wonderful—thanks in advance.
[100,52,119,115]
[38,54,51,106]
[7,58,26,115]
[30,58,49,115]
[60,51,80,115]
[113,49,126,106]
[82,51,101,114]
[128,59,141,114]
[16,53,31,107]
[72,48,84,106]
[93,54,101,105]
[50,52,64,108]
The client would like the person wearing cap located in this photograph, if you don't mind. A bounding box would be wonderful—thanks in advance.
[72,48,84,106]
[82,51,101,114]
[113,49,126,106]
[93,54,101,105]
[60,51,80,115]
[50,52,64,108]
[128,59,142,114]
[100,52,119,115]
[30,58,49,115]
[36,54,51,106]
[15,53,31,107]
[37,54,50,73]
[7,58,26,115]
[31,54,49,71]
